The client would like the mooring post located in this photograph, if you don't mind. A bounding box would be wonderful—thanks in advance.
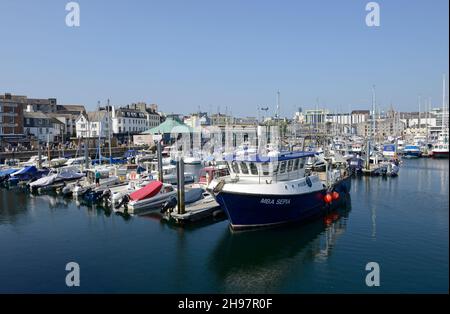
[157,140,163,183]
[84,140,89,170]
[37,142,42,169]
[176,157,185,215]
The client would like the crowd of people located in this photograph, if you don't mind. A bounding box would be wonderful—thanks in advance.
[1,142,80,153]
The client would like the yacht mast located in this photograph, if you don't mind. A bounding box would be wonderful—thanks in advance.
[107,99,112,165]
[442,74,446,132]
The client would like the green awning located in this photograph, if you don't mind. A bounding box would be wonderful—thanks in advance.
[141,118,192,134]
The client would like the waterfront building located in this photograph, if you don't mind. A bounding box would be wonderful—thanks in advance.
[75,111,111,139]
[210,113,234,126]
[351,110,370,124]
[0,93,25,148]
[111,103,160,144]
[23,111,65,143]
[356,117,405,138]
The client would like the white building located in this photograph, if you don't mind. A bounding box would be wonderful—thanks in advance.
[24,111,64,143]
[111,104,160,134]
[75,111,111,138]
[325,113,352,125]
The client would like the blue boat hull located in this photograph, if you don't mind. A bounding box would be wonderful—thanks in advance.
[403,151,421,158]
[216,176,351,230]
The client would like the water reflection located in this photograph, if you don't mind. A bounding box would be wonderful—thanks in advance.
[210,196,352,293]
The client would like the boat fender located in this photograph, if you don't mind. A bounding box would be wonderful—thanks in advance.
[213,180,225,193]
[306,176,312,187]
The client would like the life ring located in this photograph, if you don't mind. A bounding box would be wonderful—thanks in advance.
[130,172,137,180]
[305,176,312,187]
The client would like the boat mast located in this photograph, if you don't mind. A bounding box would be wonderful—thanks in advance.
[442,74,446,133]
[371,85,376,142]
[107,99,112,165]
[276,90,281,150]
[97,101,101,163]
[418,95,421,132]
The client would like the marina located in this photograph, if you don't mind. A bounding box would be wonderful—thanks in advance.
[0,0,448,299]
[0,158,447,293]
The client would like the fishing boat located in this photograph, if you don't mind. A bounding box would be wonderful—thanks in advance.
[208,151,351,230]
[403,145,422,158]
[347,155,364,175]
[432,132,449,158]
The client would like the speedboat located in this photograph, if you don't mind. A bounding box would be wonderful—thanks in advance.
[208,151,351,230]
[117,181,177,213]
[29,166,85,193]
[7,166,50,186]
[68,168,120,197]
[108,178,153,208]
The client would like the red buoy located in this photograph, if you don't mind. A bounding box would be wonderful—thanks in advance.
[332,191,340,200]
[324,193,332,203]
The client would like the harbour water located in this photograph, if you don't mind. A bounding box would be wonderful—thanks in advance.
[0,159,448,293]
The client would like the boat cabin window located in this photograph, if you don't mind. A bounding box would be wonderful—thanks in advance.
[249,162,258,175]
[279,161,286,174]
[240,162,249,174]
[272,162,279,175]
[287,160,293,172]
[231,161,239,174]
[293,158,299,171]
[261,162,270,176]
[299,158,305,169]
[164,186,174,192]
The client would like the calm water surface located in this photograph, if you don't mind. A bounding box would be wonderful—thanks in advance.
[0,159,448,293]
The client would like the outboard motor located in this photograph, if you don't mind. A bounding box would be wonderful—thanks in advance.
[101,189,111,201]
[115,194,130,210]
[161,196,177,213]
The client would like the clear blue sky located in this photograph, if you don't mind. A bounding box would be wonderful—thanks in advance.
[0,0,448,116]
